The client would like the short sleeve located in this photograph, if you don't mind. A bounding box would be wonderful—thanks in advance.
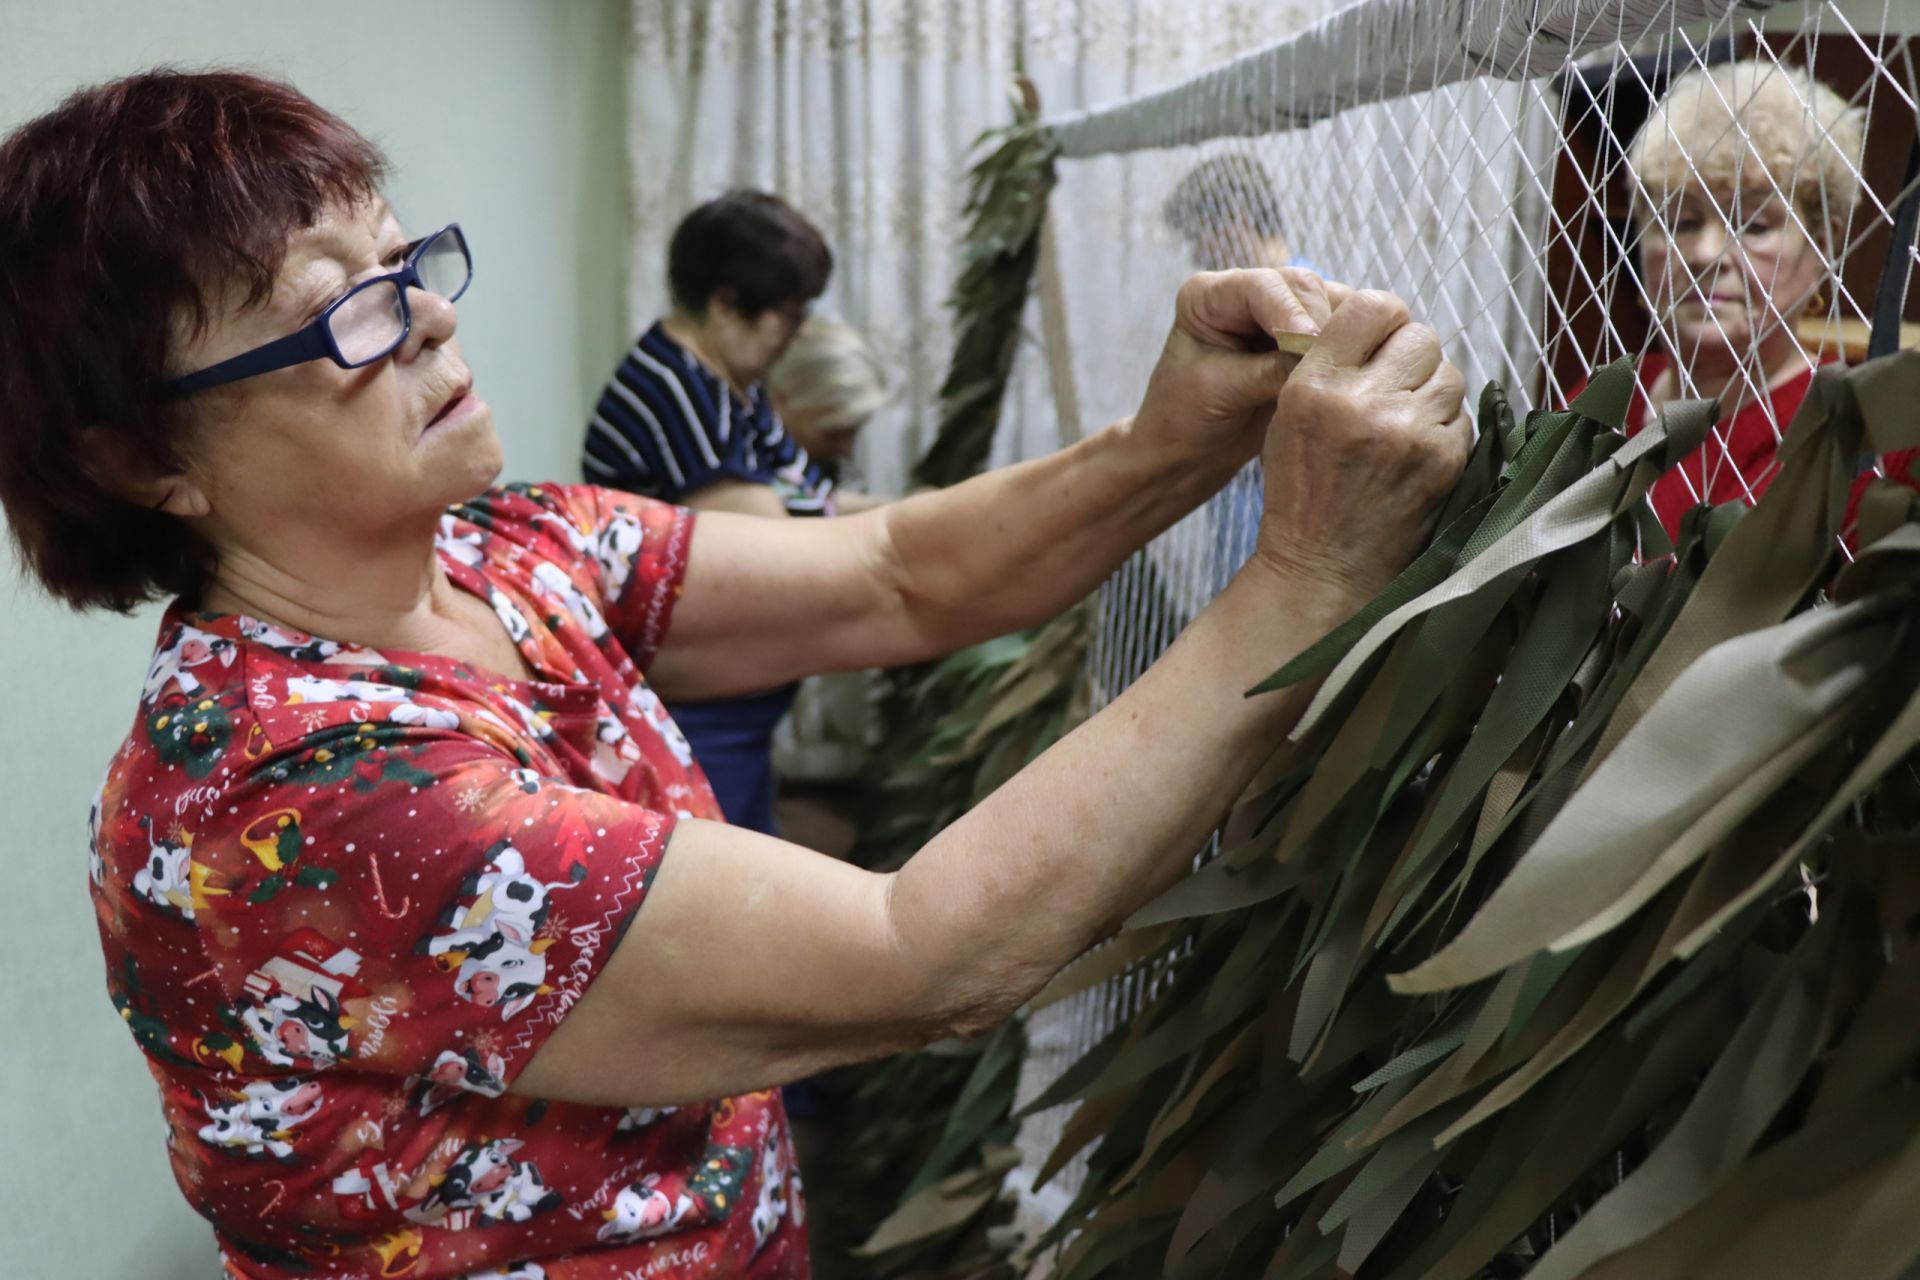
[489,483,696,672]
[193,732,676,1095]
[572,486,695,670]
[584,338,733,504]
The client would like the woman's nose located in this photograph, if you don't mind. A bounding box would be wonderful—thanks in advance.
[1681,223,1732,269]
[400,286,459,358]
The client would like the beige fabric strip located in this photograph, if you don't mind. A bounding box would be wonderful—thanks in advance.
[1390,595,1898,995]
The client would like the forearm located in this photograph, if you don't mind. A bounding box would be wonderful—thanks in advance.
[652,419,1241,699]
[516,554,1366,1112]
[884,554,1362,1033]
[683,479,791,517]
[879,419,1243,651]
[516,278,1468,1108]
[831,488,890,515]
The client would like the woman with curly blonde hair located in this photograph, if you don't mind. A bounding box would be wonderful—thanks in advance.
[1610,57,1907,533]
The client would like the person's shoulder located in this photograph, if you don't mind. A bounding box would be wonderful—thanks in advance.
[121,607,462,792]
[134,608,489,792]
[130,609,267,783]
[132,633,541,882]
[449,483,692,616]
[449,483,680,560]
[603,325,731,464]
[633,319,678,360]
[249,655,469,752]
[620,322,706,388]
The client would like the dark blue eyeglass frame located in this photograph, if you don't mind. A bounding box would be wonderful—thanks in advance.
[166,223,471,396]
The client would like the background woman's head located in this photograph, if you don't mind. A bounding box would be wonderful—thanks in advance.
[0,69,495,613]
[765,319,891,467]
[1162,153,1291,271]
[1629,58,1865,372]
[667,190,833,386]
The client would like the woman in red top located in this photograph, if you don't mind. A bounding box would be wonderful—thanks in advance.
[1602,58,1914,533]
[0,73,1470,1279]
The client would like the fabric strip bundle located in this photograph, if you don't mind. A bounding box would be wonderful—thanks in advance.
[1016,351,1920,1280]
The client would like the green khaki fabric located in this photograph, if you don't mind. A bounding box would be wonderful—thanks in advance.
[930,354,1920,1280]
[1389,593,1900,994]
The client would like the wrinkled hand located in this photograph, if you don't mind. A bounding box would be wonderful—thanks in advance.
[1132,268,1345,464]
[1256,290,1471,603]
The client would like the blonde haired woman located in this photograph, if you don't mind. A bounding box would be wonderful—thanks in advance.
[766,317,892,500]
[1610,57,1915,534]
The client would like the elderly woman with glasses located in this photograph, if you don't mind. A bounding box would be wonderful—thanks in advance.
[0,71,1467,1279]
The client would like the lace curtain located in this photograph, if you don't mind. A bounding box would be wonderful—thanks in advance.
[626,0,1325,495]
[626,0,1324,784]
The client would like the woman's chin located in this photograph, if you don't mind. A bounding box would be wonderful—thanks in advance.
[422,399,505,495]
[1669,321,1748,364]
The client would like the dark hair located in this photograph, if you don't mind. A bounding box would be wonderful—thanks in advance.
[0,68,389,612]
[665,190,832,319]
[1161,153,1288,242]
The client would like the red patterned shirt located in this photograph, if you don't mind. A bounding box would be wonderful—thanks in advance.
[88,484,808,1280]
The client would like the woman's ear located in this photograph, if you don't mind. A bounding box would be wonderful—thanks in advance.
[78,427,211,518]
[150,477,212,520]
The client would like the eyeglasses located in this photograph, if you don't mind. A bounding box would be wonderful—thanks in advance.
[167,223,472,395]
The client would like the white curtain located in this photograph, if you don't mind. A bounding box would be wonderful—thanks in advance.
[626,0,1328,496]
[627,0,1324,788]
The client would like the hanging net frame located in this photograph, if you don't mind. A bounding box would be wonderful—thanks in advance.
[953,0,1920,1265]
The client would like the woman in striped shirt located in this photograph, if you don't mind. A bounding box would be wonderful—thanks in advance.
[582,193,885,835]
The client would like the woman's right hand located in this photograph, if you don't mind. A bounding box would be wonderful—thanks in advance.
[1254,290,1472,604]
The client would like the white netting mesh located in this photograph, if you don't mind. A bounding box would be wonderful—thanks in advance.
[996,0,1920,1241]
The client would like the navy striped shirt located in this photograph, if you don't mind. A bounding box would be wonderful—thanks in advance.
[582,321,835,515]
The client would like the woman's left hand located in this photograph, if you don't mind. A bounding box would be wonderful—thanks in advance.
[1131,267,1347,465]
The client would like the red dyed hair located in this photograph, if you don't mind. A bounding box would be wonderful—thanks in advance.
[0,69,390,611]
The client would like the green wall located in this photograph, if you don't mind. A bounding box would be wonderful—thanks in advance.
[0,2,629,1272]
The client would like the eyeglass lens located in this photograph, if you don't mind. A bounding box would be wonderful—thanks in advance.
[331,285,409,364]
[327,229,471,367]
[416,231,471,302]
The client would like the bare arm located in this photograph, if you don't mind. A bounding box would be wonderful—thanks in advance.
[681,479,791,518]
[516,289,1471,1108]
[518,554,1357,1106]
[829,488,889,515]
[645,269,1334,702]
[682,478,888,517]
